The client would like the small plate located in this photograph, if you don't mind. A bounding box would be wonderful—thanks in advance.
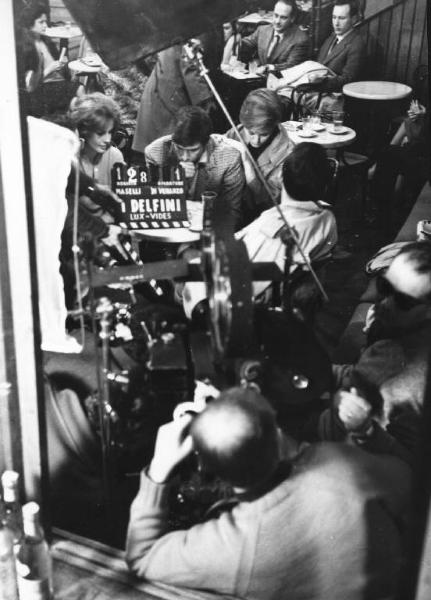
[329,127,348,135]
[81,56,102,67]
[311,124,326,132]
[296,130,318,138]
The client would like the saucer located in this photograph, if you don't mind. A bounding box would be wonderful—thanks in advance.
[311,124,326,132]
[329,127,348,135]
[296,130,318,138]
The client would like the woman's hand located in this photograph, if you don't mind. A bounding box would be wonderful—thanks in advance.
[45,60,65,76]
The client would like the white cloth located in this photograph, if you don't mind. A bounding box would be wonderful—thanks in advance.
[28,117,82,353]
[267,60,335,91]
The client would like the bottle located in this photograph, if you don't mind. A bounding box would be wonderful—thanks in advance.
[0,525,19,600]
[16,502,53,600]
[1,471,23,546]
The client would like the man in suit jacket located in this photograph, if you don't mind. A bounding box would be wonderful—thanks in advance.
[309,0,367,93]
[145,106,245,230]
[126,386,411,600]
[239,0,309,76]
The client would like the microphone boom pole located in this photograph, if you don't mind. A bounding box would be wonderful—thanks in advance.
[185,42,329,303]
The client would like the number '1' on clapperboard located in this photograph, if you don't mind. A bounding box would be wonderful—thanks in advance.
[113,164,189,229]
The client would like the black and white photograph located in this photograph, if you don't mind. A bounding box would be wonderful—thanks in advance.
[0,1,430,598]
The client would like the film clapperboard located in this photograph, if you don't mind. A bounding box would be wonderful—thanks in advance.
[113,164,189,230]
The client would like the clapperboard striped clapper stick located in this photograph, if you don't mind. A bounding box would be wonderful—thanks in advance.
[113,163,189,230]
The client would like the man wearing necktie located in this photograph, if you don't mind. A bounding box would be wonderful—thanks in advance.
[239,0,309,76]
[307,0,367,93]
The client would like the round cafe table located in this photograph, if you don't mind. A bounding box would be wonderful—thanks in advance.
[129,227,201,265]
[44,25,82,53]
[130,227,200,244]
[68,58,103,92]
[342,81,412,154]
[44,24,82,40]
[68,59,102,76]
[343,81,412,101]
[283,121,356,150]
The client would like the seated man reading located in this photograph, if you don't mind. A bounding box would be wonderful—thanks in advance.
[280,0,367,113]
[126,386,410,600]
[307,0,366,94]
[145,106,245,231]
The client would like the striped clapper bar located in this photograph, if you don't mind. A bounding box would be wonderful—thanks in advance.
[112,163,190,229]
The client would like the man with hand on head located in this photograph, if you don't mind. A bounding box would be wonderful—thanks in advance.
[144,106,245,230]
[239,0,309,76]
[127,386,410,600]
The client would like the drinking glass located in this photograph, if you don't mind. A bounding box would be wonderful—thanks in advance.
[187,201,204,232]
[331,111,345,133]
[248,60,259,75]
[301,116,312,134]
[310,111,322,130]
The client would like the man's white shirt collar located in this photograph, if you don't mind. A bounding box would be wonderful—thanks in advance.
[335,28,354,43]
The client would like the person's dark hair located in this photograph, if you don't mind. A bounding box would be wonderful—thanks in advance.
[190,387,279,489]
[333,0,360,19]
[397,241,431,275]
[17,27,40,73]
[239,88,283,132]
[68,92,121,140]
[224,20,238,36]
[172,106,212,146]
[282,142,332,202]
[275,0,298,21]
[20,2,48,29]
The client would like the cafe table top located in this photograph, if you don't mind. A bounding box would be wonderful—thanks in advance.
[343,81,412,101]
[220,66,264,81]
[130,227,201,244]
[68,58,103,75]
[237,11,273,24]
[283,121,356,150]
[45,24,82,39]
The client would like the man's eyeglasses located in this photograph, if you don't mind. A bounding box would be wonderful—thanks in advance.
[376,274,426,311]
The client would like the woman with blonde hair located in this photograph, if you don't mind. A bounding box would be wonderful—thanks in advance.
[225,88,293,225]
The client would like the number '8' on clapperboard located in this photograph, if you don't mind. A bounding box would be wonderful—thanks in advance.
[113,164,189,229]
